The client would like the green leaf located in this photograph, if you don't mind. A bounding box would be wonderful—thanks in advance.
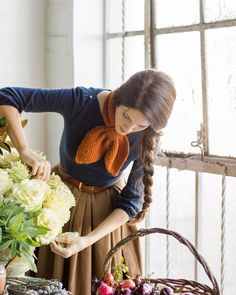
[4,140,14,147]
[10,240,17,259]
[5,206,25,227]
[11,231,28,240]
[21,119,28,128]
[0,128,7,138]
[7,212,25,231]
[0,116,6,128]
[0,227,2,241]
[18,240,30,253]
[23,225,49,237]
[0,132,7,141]
[25,238,41,247]
[21,249,37,273]
[0,239,13,251]
[0,142,11,153]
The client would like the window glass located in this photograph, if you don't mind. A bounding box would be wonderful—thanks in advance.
[198,173,222,285]
[156,32,202,154]
[206,27,236,156]
[106,0,123,33]
[204,0,236,22]
[106,0,144,33]
[149,168,196,278]
[224,177,236,294]
[125,0,144,31]
[155,0,200,28]
[124,35,145,80]
[105,38,123,88]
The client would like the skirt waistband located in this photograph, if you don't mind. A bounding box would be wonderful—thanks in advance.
[57,164,107,193]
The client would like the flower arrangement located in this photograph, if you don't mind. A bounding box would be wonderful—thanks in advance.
[0,116,76,274]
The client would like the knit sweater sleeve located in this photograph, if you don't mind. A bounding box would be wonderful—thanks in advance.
[112,157,144,218]
[0,86,89,117]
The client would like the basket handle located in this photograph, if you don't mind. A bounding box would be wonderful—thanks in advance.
[103,227,220,295]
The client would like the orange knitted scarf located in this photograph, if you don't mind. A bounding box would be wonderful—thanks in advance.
[75,91,130,177]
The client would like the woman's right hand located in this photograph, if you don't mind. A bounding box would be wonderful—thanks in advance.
[20,148,51,181]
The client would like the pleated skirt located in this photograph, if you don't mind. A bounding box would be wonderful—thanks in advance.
[35,165,143,295]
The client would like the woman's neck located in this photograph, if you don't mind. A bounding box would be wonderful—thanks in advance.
[97,90,111,114]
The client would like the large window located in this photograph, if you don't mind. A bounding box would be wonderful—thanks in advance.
[104,1,236,294]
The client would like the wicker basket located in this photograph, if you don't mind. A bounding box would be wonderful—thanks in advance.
[103,228,220,295]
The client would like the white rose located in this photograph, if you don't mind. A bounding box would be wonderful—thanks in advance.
[10,179,50,211]
[0,168,13,194]
[36,208,65,244]
[43,185,75,212]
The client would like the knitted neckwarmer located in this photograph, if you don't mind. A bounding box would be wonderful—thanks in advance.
[75,91,130,177]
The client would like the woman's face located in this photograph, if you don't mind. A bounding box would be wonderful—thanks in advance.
[115,105,150,135]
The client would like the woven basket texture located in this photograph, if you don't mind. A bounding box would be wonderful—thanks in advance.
[103,228,220,295]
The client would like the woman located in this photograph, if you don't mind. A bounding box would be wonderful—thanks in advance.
[0,69,176,295]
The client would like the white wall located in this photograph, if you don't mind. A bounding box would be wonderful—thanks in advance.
[0,0,47,153]
[73,0,104,86]
[46,0,74,165]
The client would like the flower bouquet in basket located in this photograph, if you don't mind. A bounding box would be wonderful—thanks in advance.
[92,228,220,295]
[0,116,76,276]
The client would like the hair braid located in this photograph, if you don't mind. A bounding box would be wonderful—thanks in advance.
[129,128,160,224]
[114,69,176,225]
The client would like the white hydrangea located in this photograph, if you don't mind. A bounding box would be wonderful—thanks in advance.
[0,168,13,194]
[10,179,50,212]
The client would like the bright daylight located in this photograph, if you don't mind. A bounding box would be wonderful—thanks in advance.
[0,1,235,295]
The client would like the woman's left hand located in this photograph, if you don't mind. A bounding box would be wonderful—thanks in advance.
[50,235,93,258]
[50,209,129,258]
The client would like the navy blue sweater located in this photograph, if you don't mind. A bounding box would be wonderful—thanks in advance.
[0,86,144,217]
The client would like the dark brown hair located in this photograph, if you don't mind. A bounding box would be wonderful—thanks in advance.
[115,69,176,223]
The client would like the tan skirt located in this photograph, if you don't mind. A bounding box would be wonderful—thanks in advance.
[35,165,143,295]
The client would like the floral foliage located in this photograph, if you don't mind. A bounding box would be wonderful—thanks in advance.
[0,149,75,272]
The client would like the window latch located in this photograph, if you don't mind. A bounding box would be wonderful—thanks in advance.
[191,123,204,160]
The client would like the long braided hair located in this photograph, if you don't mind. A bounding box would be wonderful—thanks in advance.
[114,69,176,223]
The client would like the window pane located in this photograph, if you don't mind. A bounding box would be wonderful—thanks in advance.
[149,166,167,277]
[149,168,196,279]
[155,0,200,28]
[106,0,144,33]
[225,177,236,294]
[204,0,236,22]
[124,36,145,80]
[125,0,144,31]
[105,36,144,87]
[105,38,123,88]
[198,173,222,285]
[206,27,236,157]
[106,0,122,33]
[156,32,202,154]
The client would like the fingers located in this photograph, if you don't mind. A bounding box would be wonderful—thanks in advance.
[50,241,70,258]
[37,160,51,181]
[55,236,71,244]
[32,160,51,181]
[20,150,52,181]
[50,236,81,258]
